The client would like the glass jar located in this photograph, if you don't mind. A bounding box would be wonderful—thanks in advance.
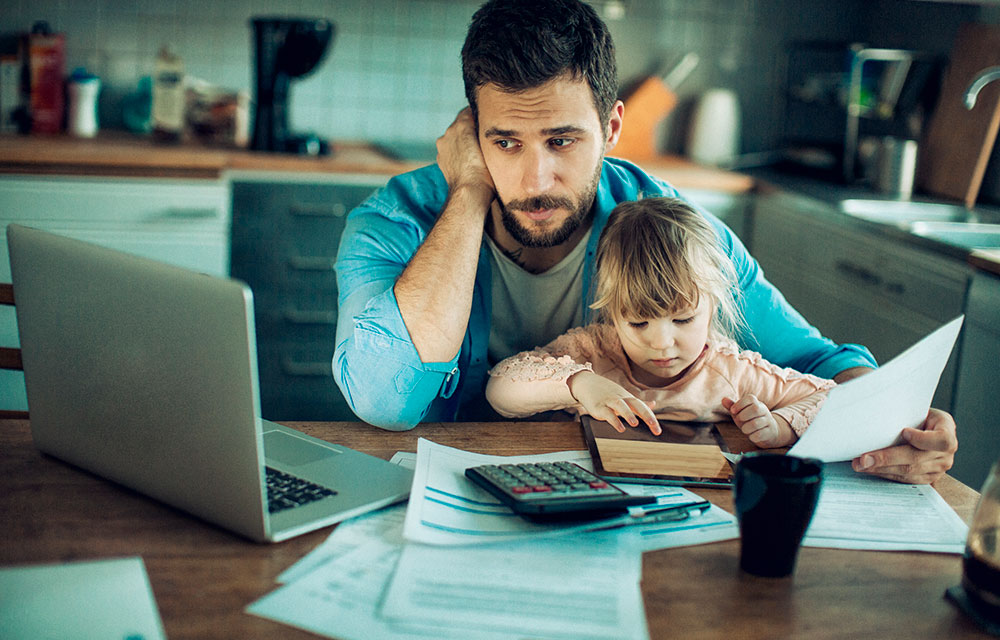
[962,460,1000,622]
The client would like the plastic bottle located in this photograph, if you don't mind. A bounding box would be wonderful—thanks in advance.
[152,46,184,142]
[67,68,100,137]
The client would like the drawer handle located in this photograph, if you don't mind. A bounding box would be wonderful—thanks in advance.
[281,357,333,377]
[288,256,337,271]
[161,207,219,219]
[284,308,337,325]
[834,260,882,287]
[290,203,347,217]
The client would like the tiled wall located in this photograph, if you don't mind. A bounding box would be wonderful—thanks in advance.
[0,0,985,153]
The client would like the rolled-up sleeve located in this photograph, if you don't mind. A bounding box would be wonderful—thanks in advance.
[333,197,459,431]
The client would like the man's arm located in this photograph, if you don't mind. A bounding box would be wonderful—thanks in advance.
[332,109,494,430]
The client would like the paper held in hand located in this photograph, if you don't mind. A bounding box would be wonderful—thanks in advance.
[788,316,963,463]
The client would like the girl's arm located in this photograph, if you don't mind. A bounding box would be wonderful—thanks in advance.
[717,345,836,448]
[485,349,592,418]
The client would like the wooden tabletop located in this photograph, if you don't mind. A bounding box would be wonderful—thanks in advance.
[0,418,988,639]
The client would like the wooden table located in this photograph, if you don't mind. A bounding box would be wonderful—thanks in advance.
[0,418,989,639]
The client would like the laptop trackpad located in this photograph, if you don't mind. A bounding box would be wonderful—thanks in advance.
[263,430,339,467]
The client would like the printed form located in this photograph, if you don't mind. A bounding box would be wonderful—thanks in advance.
[403,438,737,548]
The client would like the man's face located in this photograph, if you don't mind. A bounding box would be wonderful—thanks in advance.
[476,76,622,248]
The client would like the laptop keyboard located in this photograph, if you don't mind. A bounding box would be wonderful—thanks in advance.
[265,467,337,514]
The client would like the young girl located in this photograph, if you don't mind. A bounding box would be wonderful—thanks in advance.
[485,197,835,449]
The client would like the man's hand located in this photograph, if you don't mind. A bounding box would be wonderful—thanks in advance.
[436,107,495,197]
[722,395,796,449]
[567,371,660,435]
[851,408,958,484]
[832,366,874,383]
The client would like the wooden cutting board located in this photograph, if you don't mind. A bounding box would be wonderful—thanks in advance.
[918,23,1000,208]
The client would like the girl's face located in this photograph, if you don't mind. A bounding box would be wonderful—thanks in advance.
[613,296,712,387]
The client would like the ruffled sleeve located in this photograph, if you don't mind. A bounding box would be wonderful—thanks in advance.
[485,326,608,419]
[710,339,836,436]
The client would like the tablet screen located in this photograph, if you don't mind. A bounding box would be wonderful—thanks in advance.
[581,415,734,487]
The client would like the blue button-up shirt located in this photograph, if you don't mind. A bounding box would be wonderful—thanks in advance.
[333,158,876,430]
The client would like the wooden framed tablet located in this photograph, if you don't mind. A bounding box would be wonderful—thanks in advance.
[581,415,734,487]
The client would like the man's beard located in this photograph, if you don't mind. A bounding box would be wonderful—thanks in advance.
[498,164,602,249]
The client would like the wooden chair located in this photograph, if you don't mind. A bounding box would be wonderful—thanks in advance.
[1,282,27,419]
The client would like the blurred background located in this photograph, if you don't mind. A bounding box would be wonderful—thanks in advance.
[1,0,995,156]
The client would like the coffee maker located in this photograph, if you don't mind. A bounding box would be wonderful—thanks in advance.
[250,17,334,155]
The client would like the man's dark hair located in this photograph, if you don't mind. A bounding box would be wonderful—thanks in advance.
[461,0,618,125]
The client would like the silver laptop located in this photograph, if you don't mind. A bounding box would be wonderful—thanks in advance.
[7,223,412,543]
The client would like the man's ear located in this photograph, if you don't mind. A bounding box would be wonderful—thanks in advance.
[604,100,625,152]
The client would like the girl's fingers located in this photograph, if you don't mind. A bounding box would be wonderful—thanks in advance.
[625,397,661,435]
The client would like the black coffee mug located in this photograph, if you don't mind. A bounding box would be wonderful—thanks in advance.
[733,452,823,577]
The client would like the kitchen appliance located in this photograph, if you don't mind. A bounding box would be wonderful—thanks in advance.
[250,17,334,155]
[687,88,741,167]
[781,41,938,183]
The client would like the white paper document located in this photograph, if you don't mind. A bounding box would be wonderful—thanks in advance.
[381,532,649,640]
[403,438,736,547]
[0,556,166,640]
[789,316,963,462]
[802,462,969,553]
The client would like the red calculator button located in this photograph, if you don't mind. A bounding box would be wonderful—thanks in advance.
[533,485,552,492]
[511,486,532,494]
[589,480,608,489]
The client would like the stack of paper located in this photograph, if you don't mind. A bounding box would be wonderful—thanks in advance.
[248,439,736,640]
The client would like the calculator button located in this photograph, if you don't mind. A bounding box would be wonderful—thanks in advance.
[589,480,608,488]
[532,485,552,492]
[511,486,532,494]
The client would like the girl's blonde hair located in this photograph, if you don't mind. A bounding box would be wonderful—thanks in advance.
[591,197,745,340]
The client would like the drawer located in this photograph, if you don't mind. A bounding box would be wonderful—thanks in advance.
[754,206,970,322]
[1,175,230,231]
[256,343,355,421]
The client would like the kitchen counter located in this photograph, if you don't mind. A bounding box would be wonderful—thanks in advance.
[0,132,420,179]
[746,166,1000,276]
[0,133,755,193]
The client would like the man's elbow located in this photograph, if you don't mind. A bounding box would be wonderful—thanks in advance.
[335,373,422,432]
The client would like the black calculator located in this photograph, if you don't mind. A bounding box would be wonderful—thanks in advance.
[465,461,656,520]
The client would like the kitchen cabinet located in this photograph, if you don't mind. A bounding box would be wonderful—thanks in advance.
[0,174,231,412]
[230,175,388,421]
[751,191,971,412]
[952,271,1000,489]
[683,188,754,251]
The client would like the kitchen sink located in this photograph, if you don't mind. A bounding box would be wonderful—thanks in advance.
[909,221,1000,249]
[839,199,972,225]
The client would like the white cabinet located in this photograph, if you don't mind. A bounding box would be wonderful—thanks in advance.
[952,271,1000,489]
[751,192,971,412]
[1,174,231,412]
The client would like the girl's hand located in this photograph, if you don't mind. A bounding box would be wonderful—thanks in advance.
[722,395,795,448]
[568,371,661,435]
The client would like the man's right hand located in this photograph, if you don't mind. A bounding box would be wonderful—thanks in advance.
[436,108,496,197]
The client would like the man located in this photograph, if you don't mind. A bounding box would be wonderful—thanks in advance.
[333,0,956,484]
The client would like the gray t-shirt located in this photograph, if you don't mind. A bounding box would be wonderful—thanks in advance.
[485,230,591,364]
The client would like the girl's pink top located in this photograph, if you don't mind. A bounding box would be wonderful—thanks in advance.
[486,324,835,436]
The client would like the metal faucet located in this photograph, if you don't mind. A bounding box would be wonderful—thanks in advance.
[964,66,1000,109]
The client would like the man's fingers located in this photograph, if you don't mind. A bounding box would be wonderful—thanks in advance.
[902,425,958,454]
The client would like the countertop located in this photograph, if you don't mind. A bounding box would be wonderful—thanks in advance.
[2,132,997,274]
[746,166,1000,276]
[0,132,421,179]
[0,133,754,192]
